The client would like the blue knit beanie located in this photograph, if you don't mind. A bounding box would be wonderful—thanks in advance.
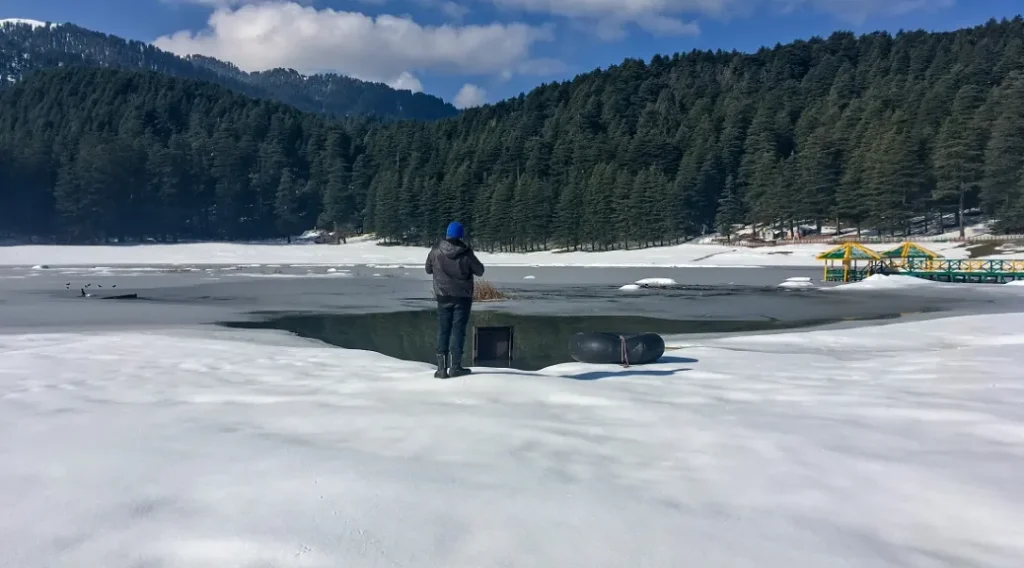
[446,221,465,239]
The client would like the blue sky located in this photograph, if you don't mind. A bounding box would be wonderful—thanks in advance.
[4,0,1022,108]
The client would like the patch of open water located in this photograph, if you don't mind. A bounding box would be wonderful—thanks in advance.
[223,309,915,371]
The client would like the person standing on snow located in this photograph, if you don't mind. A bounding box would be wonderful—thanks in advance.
[425,221,485,379]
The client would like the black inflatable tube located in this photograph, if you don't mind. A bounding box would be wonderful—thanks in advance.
[568,332,666,365]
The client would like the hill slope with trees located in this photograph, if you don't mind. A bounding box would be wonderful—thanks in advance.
[0,20,457,121]
[0,66,375,241]
[357,16,1024,250]
[2,17,1024,246]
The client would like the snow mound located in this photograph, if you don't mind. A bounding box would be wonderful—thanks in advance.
[619,284,641,291]
[524,275,536,279]
[778,276,816,289]
[635,277,677,287]
[1004,280,1024,286]
[832,274,940,290]
[778,280,816,290]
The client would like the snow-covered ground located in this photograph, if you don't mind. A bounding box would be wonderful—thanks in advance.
[699,217,998,243]
[2,311,1023,567]
[0,237,1011,268]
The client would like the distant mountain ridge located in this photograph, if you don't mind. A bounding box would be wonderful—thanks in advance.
[0,19,458,121]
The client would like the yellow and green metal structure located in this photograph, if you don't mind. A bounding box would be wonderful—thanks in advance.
[817,241,1024,283]
[816,242,882,282]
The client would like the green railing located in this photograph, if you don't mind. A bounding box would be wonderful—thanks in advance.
[825,267,873,282]
[881,258,1024,273]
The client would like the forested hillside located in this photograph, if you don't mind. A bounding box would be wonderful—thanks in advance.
[0,67,369,241]
[357,16,1024,250]
[3,18,1024,247]
[0,20,457,121]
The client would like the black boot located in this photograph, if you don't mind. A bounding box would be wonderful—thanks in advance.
[434,354,450,379]
[448,353,471,377]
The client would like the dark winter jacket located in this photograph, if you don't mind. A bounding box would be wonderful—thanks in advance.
[425,238,485,299]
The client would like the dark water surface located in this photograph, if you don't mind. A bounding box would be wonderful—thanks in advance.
[224,309,913,371]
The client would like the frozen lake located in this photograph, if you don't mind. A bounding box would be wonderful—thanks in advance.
[1,263,1021,334]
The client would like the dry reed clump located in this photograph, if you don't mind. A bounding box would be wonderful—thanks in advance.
[473,279,508,302]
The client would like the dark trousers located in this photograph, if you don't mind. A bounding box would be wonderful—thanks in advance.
[436,296,472,363]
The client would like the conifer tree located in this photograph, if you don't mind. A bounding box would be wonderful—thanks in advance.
[274,169,301,238]
[933,86,987,237]
[714,175,744,241]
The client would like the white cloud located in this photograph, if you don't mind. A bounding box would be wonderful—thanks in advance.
[636,15,701,36]
[492,0,727,20]
[153,1,555,87]
[161,0,312,6]
[515,57,567,76]
[490,0,720,35]
[388,71,424,93]
[776,0,955,23]
[412,0,472,21]
[453,83,487,108]
[438,1,472,20]
[489,0,954,39]
[161,0,231,4]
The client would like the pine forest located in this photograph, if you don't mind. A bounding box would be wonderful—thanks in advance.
[3,17,1024,249]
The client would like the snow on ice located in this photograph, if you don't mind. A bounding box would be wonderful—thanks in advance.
[778,276,816,289]
[2,313,1024,567]
[633,277,678,287]
[832,274,953,291]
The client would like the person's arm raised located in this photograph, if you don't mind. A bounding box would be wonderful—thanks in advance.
[467,249,485,277]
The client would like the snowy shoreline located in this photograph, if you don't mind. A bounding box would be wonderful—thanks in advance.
[2,311,1024,567]
[0,238,1002,268]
